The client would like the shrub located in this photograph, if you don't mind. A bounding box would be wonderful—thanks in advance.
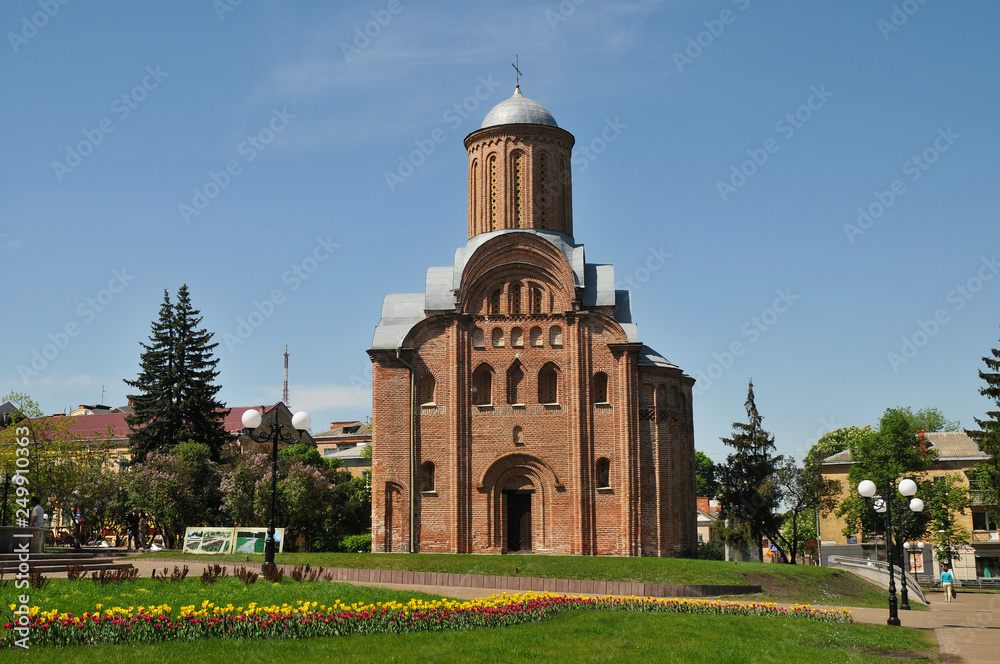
[340,534,372,553]
[697,542,726,561]
[66,564,88,581]
[200,564,228,585]
[91,567,139,586]
[262,564,284,583]
[234,565,258,586]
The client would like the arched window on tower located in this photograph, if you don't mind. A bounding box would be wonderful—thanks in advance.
[422,461,435,492]
[489,155,498,230]
[490,289,501,315]
[596,458,611,489]
[530,286,543,314]
[472,364,493,406]
[420,374,435,406]
[507,361,524,404]
[471,160,479,234]
[538,153,547,229]
[538,363,559,404]
[592,372,609,403]
[512,151,524,228]
[509,282,522,314]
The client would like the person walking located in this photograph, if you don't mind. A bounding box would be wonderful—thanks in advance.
[941,564,955,602]
[126,508,140,551]
[138,512,148,552]
[29,496,45,553]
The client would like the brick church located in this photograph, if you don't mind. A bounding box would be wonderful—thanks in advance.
[368,84,697,556]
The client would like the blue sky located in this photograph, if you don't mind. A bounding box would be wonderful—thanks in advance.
[2,1,998,465]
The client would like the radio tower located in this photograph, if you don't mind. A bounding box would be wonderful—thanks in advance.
[282,345,289,406]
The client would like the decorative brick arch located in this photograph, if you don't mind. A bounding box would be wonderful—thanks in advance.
[477,452,565,551]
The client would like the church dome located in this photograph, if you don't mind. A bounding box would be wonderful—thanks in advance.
[480,85,558,129]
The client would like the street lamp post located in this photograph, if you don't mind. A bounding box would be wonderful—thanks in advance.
[858,478,924,626]
[241,405,311,574]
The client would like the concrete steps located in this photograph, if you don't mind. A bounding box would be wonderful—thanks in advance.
[0,550,135,576]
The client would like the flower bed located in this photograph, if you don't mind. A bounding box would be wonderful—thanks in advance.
[3,593,852,648]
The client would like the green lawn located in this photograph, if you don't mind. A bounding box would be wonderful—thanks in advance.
[133,551,895,608]
[1,608,937,664]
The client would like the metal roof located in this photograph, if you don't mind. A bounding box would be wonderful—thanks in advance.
[821,431,987,465]
[480,86,558,129]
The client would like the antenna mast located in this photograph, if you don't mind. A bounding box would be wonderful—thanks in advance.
[283,345,289,406]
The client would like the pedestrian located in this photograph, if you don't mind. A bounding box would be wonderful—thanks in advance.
[940,564,955,602]
[138,512,148,552]
[28,496,45,553]
[126,508,140,551]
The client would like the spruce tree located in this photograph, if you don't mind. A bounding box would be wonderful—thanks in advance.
[716,380,783,562]
[125,291,178,463]
[968,327,1000,520]
[125,285,230,463]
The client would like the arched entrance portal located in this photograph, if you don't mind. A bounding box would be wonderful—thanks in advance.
[504,490,532,552]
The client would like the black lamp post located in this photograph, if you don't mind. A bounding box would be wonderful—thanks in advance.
[241,405,311,573]
[858,478,923,626]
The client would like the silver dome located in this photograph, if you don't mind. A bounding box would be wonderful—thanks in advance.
[480,86,558,129]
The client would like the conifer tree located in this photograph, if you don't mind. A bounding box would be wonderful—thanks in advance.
[716,380,783,562]
[968,327,1000,521]
[125,285,230,462]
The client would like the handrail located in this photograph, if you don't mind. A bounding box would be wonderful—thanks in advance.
[827,555,928,604]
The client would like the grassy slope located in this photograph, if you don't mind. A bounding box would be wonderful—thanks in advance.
[135,552,894,608]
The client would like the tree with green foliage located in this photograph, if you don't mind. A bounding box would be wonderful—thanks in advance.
[716,380,783,562]
[125,285,230,463]
[925,474,972,567]
[124,440,222,548]
[895,406,960,434]
[968,327,1000,523]
[806,426,873,468]
[774,456,841,563]
[836,408,936,559]
[695,451,718,498]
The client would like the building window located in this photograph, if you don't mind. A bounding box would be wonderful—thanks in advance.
[507,361,524,404]
[489,155,498,230]
[530,286,543,314]
[420,374,435,405]
[550,325,563,347]
[422,461,435,492]
[490,289,501,315]
[511,327,524,347]
[538,153,547,229]
[513,426,524,445]
[472,328,485,348]
[593,372,608,403]
[471,160,478,233]
[973,510,996,532]
[539,363,559,404]
[473,365,493,405]
[510,282,522,314]
[596,458,610,489]
[513,151,524,228]
[492,328,504,347]
[529,326,543,347]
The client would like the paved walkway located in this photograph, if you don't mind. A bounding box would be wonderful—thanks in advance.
[107,558,1000,662]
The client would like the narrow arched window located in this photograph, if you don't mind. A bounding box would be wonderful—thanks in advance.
[509,282,522,314]
[511,327,524,347]
[596,458,610,489]
[507,361,524,404]
[490,289,501,315]
[513,426,524,445]
[593,372,608,403]
[550,325,563,347]
[529,326,543,347]
[539,363,559,404]
[513,151,524,228]
[472,328,485,348]
[530,286,543,314]
[538,153,547,229]
[420,374,435,405]
[471,160,479,233]
[489,155,498,231]
[422,461,435,492]
[472,365,493,406]
[492,328,504,347]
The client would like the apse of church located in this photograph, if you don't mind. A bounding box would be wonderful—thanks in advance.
[368,85,697,557]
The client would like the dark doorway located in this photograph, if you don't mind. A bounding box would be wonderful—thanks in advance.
[506,492,532,552]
